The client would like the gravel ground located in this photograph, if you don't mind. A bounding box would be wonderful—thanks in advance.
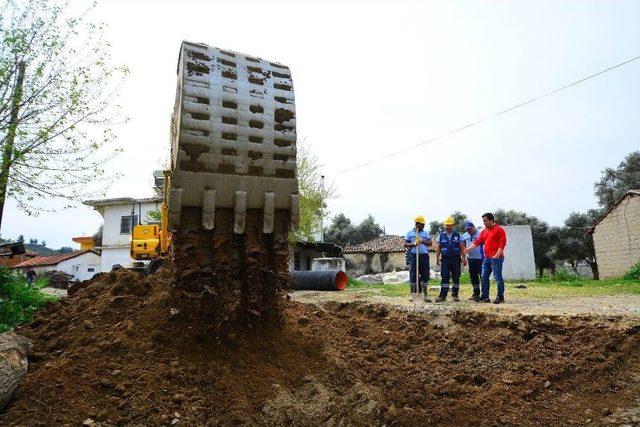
[291,289,640,317]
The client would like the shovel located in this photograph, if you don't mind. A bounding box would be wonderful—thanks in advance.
[410,236,422,302]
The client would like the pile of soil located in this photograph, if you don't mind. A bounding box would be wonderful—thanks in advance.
[170,209,291,332]
[3,269,640,425]
[41,270,74,289]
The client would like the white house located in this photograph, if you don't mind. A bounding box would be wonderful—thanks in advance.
[14,250,101,282]
[84,196,162,272]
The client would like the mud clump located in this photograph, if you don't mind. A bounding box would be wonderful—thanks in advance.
[3,270,640,425]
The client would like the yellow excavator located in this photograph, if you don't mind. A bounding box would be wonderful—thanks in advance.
[129,171,172,274]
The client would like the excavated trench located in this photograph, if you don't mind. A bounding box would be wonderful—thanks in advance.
[3,265,640,426]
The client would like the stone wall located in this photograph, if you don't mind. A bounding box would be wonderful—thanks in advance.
[593,195,640,279]
[344,252,437,277]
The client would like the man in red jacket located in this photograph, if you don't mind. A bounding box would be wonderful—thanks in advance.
[464,212,507,304]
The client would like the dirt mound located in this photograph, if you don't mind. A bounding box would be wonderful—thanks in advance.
[170,210,291,332]
[3,270,640,425]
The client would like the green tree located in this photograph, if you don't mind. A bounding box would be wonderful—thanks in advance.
[354,214,383,244]
[291,140,335,242]
[428,211,468,237]
[57,246,73,254]
[494,209,554,277]
[551,209,601,279]
[146,210,162,222]
[324,213,356,246]
[0,0,127,230]
[594,151,640,210]
[16,234,23,242]
[92,224,102,248]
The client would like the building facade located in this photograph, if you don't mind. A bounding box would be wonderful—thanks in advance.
[14,251,101,282]
[84,197,162,272]
[591,190,640,279]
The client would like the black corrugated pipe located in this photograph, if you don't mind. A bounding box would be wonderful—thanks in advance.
[291,270,348,291]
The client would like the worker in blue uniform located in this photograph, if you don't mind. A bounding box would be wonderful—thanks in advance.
[435,216,466,302]
[461,220,484,301]
[404,215,432,302]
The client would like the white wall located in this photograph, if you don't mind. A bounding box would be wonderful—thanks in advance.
[57,252,102,281]
[102,202,161,247]
[100,247,131,272]
[26,252,101,282]
[502,225,536,280]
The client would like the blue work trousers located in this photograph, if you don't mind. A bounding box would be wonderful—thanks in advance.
[409,253,429,292]
[481,257,505,299]
[440,256,461,291]
[468,258,483,290]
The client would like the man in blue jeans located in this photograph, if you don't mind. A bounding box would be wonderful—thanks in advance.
[464,212,507,304]
[404,215,432,302]
[461,221,483,301]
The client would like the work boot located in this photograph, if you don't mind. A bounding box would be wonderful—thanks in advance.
[493,296,505,304]
[479,297,491,303]
[451,288,460,302]
[435,289,448,303]
[423,289,431,303]
[469,290,480,302]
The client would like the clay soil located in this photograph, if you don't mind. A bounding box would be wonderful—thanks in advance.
[3,269,640,426]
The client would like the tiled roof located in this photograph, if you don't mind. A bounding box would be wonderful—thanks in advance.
[13,250,99,268]
[343,235,406,254]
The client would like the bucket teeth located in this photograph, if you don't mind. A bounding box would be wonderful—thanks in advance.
[168,188,183,231]
[202,189,216,230]
[234,191,247,234]
[263,192,275,234]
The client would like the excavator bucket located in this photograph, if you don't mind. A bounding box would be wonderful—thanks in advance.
[168,41,298,323]
[169,41,299,234]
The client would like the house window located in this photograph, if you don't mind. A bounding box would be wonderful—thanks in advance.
[87,267,95,272]
[120,215,138,234]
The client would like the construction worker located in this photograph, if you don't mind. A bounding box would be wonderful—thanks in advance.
[404,216,432,302]
[26,269,37,287]
[464,212,507,304]
[435,216,466,302]
[461,221,483,301]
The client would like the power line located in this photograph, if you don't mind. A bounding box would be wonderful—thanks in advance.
[336,54,640,176]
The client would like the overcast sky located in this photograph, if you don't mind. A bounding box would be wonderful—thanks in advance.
[3,0,640,248]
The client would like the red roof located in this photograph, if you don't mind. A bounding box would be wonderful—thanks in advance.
[13,250,99,268]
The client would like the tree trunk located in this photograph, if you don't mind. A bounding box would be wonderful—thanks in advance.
[538,267,544,278]
[0,332,31,412]
[0,61,26,232]
[589,261,599,280]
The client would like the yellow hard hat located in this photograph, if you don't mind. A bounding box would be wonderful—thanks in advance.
[444,216,455,226]
[414,215,426,224]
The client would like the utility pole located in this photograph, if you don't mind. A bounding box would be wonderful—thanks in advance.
[0,61,26,232]
[320,175,325,243]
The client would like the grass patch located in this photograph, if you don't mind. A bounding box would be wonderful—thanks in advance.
[0,267,57,333]
[346,271,640,301]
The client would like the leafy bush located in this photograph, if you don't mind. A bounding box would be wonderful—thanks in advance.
[623,262,640,281]
[0,267,56,333]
